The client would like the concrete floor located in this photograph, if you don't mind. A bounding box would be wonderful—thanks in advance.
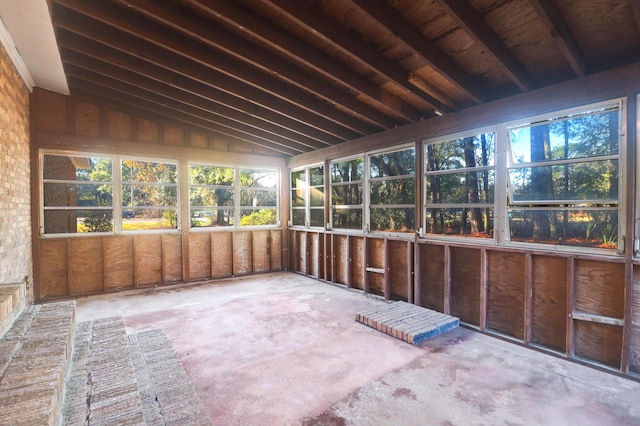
[76,272,640,426]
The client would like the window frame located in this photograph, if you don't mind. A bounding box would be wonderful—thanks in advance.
[289,163,325,230]
[504,99,626,255]
[329,154,365,233]
[422,126,498,243]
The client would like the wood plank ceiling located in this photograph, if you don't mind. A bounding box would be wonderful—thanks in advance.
[47,0,640,157]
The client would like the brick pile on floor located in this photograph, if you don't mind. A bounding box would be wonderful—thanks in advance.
[0,301,76,425]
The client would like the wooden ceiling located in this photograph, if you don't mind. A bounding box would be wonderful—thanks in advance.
[47,0,640,157]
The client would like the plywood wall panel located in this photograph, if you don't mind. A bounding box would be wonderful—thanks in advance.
[531,255,567,352]
[418,244,445,312]
[367,238,385,269]
[270,230,282,271]
[39,239,69,298]
[297,232,307,274]
[188,232,211,280]
[31,88,67,132]
[575,260,624,319]
[233,231,253,275]
[211,232,233,278]
[162,234,182,283]
[74,101,101,136]
[450,247,481,326]
[487,251,525,339]
[136,118,159,143]
[134,235,163,287]
[368,273,385,296]
[252,230,271,273]
[104,236,134,291]
[630,326,640,374]
[335,235,349,285]
[164,125,185,146]
[388,240,409,301]
[69,238,103,295]
[107,110,132,140]
[351,237,365,290]
[574,321,622,369]
[189,132,209,149]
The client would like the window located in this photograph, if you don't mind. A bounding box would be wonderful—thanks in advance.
[121,158,178,231]
[188,164,279,229]
[290,164,324,228]
[507,101,622,250]
[424,130,496,238]
[368,146,415,233]
[330,156,363,231]
[42,152,113,234]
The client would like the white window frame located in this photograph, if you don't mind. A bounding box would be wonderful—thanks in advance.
[329,154,365,233]
[289,163,325,229]
[422,126,498,243]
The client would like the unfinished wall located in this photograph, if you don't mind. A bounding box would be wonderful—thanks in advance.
[0,44,32,300]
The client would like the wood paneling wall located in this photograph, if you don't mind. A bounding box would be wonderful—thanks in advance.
[289,229,636,377]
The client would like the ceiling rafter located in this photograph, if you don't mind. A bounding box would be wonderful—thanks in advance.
[348,0,484,105]
[50,1,392,135]
[632,0,640,32]
[58,37,341,148]
[527,0,587,77]
[109,0,416,126]
[184,0,422,123]
[68,74,304,156]
[433,0,534,92]
[62,54,330,151]
[262,0,453,115]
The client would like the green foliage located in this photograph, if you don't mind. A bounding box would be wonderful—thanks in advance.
[82,212,113,232]
[240,209,276,226]
[162,210,178,228]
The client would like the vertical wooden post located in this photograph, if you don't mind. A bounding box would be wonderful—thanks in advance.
[291,230,298,272]
[443,245,451,314]
[414,242,422,307]
[323,232,330,281]
[480,248,488,330]
[66,239,73,297]
[384,238,391,300]
[331,234,337,283]
[566,256,575,357]
[524,253,533,344]
[364,236,370,294]
[407,241,414,304]
[346,235,353,288]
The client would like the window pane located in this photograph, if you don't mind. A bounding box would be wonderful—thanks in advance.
[509,160,617,202]
[190,188,234,207]
[508,209,617,249]
[122,209,178,230]
[425,208,494,237]
[310,187,324,207]
[426,171,495,204]
[191,208,234,228]
[309,166,324,186]
[44,183,113,207]
[122,185,177,207]
[331,184,362,205]
[370,178,415,205]
[291,189,305,207]
[291,170,305,188]
[44,155,112,182]
[369,148,415,178]
[241,189,277,207]
[44,210,114,234]
[332,208,362,230]
[331,158,363,183]
[240,208,277,226]
[240,169,277,189]
[426,133,495,172]
[310,209,324,228]
[189,165,234,186]
[122,160,176,183]
[371,208,415,232]
[509,108,619,164]
[291,208,306,226]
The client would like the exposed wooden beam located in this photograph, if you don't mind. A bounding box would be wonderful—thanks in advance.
[185,0,422,123]
[262,0,453,114]
[59,42,340,148]
[108,0,414,126]
[55,29,364,143]
[527,0,587,77]
[63,55,330,151]
[434,0,534,91]
[632,0,640,32]
[68,76,304,156]
[50,1,392,133]
[349,0,483,105]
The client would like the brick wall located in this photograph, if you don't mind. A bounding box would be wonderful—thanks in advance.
[0,43,33,300]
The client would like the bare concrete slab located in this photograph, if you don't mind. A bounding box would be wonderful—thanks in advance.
[76,272,640,425]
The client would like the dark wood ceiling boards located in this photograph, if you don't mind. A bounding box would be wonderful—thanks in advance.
[47,0,640,157]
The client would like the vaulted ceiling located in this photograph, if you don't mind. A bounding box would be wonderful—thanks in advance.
[47,0,640,157]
